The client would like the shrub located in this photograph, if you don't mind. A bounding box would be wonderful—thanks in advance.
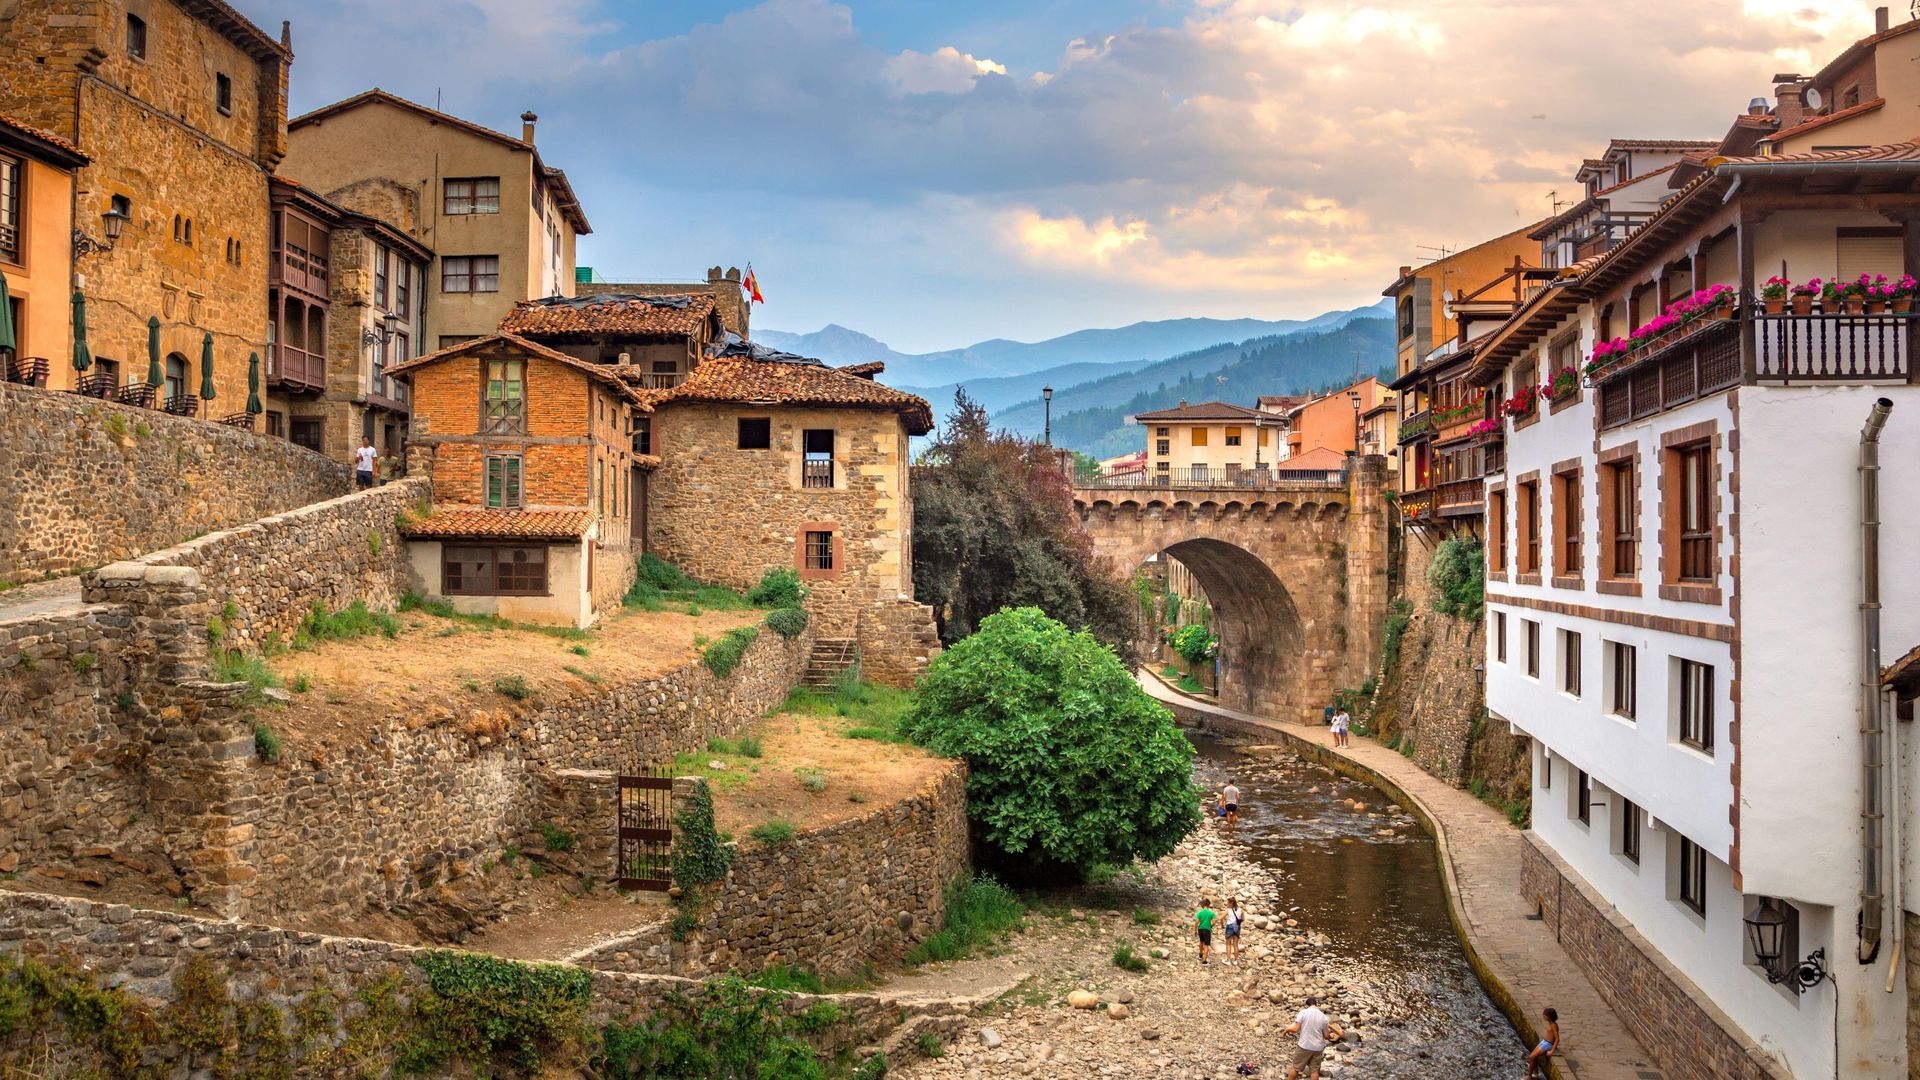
[253,724,283,763]
[1171,624,1218,665]
[736,734,763,758]
[1428,538,1485,622]
[764,606,809,639]
[637,553,694,591]
[749,820,796,846]
[904,874,1026,965]
[493,675,534,701]
[538,823,575,852]
[300,601,401,643]
[290,672,311,693]
[747,567,809,609]
[1131,907,1161,926]
[1110,942,1150,972]
[795,767,827,794]
[403,951,591,1073]
[904,607,1199,878]
[399,591,458,618]
[703,626,760,678]
[594,975,868,1080]
[1380,598,1414,669]
[744,965,827,995]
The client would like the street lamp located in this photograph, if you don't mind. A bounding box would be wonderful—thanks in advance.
[1742,897,1828,992]
[1043,385,1054,446]
[73,205,130,256]
[1348,391,1362,455]
[361,310,402,350]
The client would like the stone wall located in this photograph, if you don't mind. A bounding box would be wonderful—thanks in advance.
[0,889,903,1071]
[858,598,940,688]
[1520,832,1790,1080]
[0,384,352,580]
[82,477,426,650]
[580,763,971,979]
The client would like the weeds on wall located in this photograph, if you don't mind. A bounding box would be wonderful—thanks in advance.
[594,974,881,1080]
[902,873,1026,966]
[765,606,810,639]
[1380,598,1414,670]
[1427,538,1485,622]
[703,626,761,678]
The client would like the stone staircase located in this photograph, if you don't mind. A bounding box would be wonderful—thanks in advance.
[802,637,858,690]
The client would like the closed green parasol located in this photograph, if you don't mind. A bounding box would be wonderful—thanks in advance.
[71,292,91,373]
[0,273,15,354]
[246,352,262,415]
[199,332,216,401]
[146,316,162,387]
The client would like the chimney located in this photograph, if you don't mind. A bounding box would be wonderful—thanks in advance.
[1399,265,1412,278]
[1877,6,1890,33]
[1179,399,1188,408]
[1772,77,1806,129]
[617,351,632,366]
[520,110,538,143]
[280,20,291,50]
[1748,96,1769,115]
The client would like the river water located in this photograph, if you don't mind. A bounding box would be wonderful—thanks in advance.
[1190,732,1525,1077]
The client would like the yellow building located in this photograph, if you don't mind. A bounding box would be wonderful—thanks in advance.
[1760,12,1920,156]
[281,91,590,350]
[1384,224,1541,380]
[0,114,86,387]
[1132,400,1280,482]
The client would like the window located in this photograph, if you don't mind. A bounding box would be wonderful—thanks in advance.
[1487,489,1507,573]
[1560,629,1582,697]
[127,13,147,59]
[1155,427,1169,437]
[738,417,771,450]
[444,545,548,596]
[1397,294,1414,341]
[290,418,322,453]
[1519,480,1541,575]
[1603,460,1636,579]
[1225,427,1242,446]
[374,247,389,309]
[1156,439,1169,455]
[1677,836,1707,915]
[633,418,651,456]
[1192,428,1209,447]
[442,255,499,293]
[1156,461,1170,472]
[482,359,525,433]
[0,152,18,265]
[1610,642,1637,720]
[1576,769,1592,825]
[804,530,834,571]
[1675,444,1713,582]
[1541,751,1551,790]
[216,73,232,114]
[443,178,501,216]
[1525,619,1540,678]
[1191,463,1209,480]
[395,260,411,318]
[1679,659,1714,752]
[1554,469,1581,578]
[266,411,284,438]
[802,429,834,488]
[485,454,523,509]
[1620,799,1641,864]
[1494,611,1507,663]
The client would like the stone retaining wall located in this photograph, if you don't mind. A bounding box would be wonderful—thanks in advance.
[858,598,940,689]
[0,889,902,1071]
[580,762,971,979]
[1519,831,1789,1080]
[0,383,351,581]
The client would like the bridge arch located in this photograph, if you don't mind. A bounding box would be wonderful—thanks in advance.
[1157,538,1307,719]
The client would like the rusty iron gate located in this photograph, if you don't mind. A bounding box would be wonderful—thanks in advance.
[616,766,674,891]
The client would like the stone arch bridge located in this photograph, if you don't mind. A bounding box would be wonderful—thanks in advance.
[1072,458,1392,723]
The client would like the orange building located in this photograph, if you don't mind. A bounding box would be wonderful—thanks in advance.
[389,333,644,627]
[1283,376,1387,458]
[0,114,87,387]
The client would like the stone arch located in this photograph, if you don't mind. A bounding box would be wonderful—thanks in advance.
[1159,537,1307,722]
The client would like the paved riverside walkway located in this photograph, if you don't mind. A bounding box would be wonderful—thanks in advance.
[1139,672,1666,1080]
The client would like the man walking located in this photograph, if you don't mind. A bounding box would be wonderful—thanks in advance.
[1222,779,1242,833]
[1283,995,1338,1080]
[354,437,378,490]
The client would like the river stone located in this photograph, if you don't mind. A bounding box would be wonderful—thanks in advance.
[1116,991,1133,1004]
[978,1028,1003,1049]
[1067,990,1100,1009]
[1142,1029,1161,1041]
[1106,1003,1129,1020]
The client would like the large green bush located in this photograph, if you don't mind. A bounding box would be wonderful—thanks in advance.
[1170,624,1218,665]
[1428,538,1485,622]
[903,607,1199,878]
[746,567,809,609]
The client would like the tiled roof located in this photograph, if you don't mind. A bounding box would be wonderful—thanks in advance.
[1133,401,1267,422]
[1760,98,1886,144]
[839,361,886,378]
[386,332,647,405]
[400,509,591,540]
[0,114,87,164]
[1709,140,1920,166]
[649,357,934,434]
[499,293,719,339]
[1278,446,1348,472]
[179,0,289,59]
[1607,138,1719,151]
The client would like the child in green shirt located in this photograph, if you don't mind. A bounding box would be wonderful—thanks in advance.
[1195,898,1218,965]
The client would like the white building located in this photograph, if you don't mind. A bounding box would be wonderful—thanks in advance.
[1474,48,1920,1077]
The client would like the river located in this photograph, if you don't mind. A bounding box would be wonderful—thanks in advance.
[1190,731,1526,1077]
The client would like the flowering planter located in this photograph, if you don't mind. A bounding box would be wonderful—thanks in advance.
[1897,298,1914,315]
[1791,295,1814,316]
[1764,297,1786,314]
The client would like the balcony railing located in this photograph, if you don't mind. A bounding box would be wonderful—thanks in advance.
[272,345,325,392]
[629,371,686,390]
[1078,465,1348,491]
[270,245,329,298]
[802,458,835,488]
[1397,410,1432,444]
[1436,477,1485,513]
[7,355,49,388]
[1752,308,1911,381]
[1398,487,1434,521]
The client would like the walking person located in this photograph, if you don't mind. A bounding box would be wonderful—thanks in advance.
[1222,897,1244,965]
[1195,898,1217,966]
[1333,706,1352,749]
[1526,1007,1559,1079]
[1223,779,1241,833]
[353,437,377,490]
[1283,995,1340,1080]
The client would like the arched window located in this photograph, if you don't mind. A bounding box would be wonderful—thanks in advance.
[172,214,182,242]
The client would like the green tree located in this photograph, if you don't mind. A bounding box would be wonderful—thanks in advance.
[903,607,1199,879]
[913,391,1136,655]
[1428,537,1485,622]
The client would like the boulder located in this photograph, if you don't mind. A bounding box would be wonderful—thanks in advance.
[1106,1003,1130,1020]
[1067,989,1100,1009]
[978,1028,1003,1049]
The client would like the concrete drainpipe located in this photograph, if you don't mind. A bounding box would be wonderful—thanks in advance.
[1860,397,1893,966]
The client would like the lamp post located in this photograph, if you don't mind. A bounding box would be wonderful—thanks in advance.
[1043,385,1054,446]
[1348,391,1362,456]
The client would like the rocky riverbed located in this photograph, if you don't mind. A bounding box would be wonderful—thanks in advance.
[890,740,1521,1079]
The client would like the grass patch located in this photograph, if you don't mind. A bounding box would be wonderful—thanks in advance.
[493,675,534,701]
[917,1032,946,1059]
[748,820,796,847]
[780,680,913,743]
[795,767,827,794]
[671,750,755,790]
[253,723,283,763]
[743,964,826,995]
[702,625,760,677]
[290,672,311,693]
[397,591,590,640]
[1176,673,1207,695]
[538,824,576,852]
[904,874,1026,966]
[622,555,750,614]
[1110,942,1150,972]
[300,601,400,644]
[1131,907,1161,926]
[1160,665,1180,679]
[211,649,281,705]
[562,664,602,685]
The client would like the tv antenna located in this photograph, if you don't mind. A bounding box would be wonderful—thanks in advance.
[1548,189,1566,215]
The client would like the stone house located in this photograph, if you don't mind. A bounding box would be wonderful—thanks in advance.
[576,266,754,337]
[389,333,642,627]
[0,114,87,388]
[280,90,590,349]
[264,177,431,460]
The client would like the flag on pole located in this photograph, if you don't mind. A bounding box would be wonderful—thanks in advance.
[741,264,765,304]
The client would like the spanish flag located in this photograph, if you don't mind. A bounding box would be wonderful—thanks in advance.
[742,264,765,304]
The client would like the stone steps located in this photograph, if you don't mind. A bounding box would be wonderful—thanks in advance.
[802,637,858,689]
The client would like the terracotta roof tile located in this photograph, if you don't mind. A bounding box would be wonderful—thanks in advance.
[1607,138,1719,151]
[400,509,591,541]
[499,293,718,339]
[1760,97,1887,143]
[1133,401,1267,422]
[1277,446,1348,472]
[839,361,886,378]
[0,114,87,162]
[387,332,647,406]
[1710,139,1920,165]
[648,357,934,434]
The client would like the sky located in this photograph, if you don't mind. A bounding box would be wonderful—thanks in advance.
[240,0,1882,354]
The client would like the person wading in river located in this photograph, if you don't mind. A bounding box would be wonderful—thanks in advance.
[1282,995,1340,1080]
[1222,780,1241,833]
[1195,898,1218,965]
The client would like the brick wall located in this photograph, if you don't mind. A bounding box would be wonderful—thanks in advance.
[1519,832,1791,1080]
[579,763,971,979]
[0,384,352,580]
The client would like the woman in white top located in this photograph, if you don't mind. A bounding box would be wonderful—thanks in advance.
[1222,897,1244,964]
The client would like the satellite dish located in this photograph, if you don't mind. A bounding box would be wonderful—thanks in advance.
[1805,87,1825,111]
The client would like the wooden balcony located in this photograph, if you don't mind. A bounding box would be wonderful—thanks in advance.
[1752,308,1912,381]
[802,458,835,489]
[270,344,325,394]
[1397,487,1434,522]
[1436,477,1485,515]
[629,371,686,390]
[269,246,329,299]
[1397,410,1432,444]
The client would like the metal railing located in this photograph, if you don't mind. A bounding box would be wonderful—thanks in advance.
[1078,464,1348,491]
[1751,308,1912,381]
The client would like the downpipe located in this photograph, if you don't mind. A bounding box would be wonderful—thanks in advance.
[1859,398,1893,966]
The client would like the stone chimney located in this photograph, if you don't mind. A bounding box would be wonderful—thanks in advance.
[1179,399,1188,408]
[1772,75,1806,129]
[1877,6,1890,33]
[520,110,538,143]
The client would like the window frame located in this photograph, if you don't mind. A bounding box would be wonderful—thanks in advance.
[802,428,835,488]
[1553,467,1582,581]
[804,530,834,571]
[1610,641,1637,721]
[1603,458,1637,580]
[443,177,502,216]
[1677,836,1707,915]
[215,72,232,115]
[485,453,524,510]
[1678,659,1714,752]
[126,13,147,59]
[1620,798,1641,864]
[374,246,389,309]
[1519,480,1541,576]
[1560,628,1582,698]
[1487,487,1507,575]
[1494,611,1507,664]
[443,543,549,597]
[0,151,19,266]
[737,416,772,450]
[481,359,526,435]
[1524,619,1540,679]
[1575,769,1592,826]
[442,255,500,294]
[1677,444,1713,582]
